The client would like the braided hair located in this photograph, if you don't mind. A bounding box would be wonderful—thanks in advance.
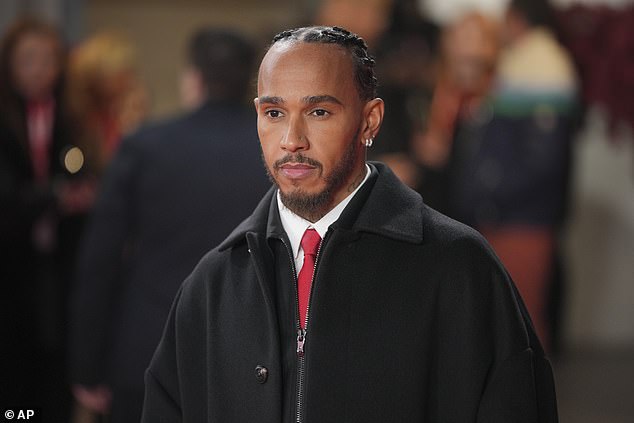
[270,26,377,101]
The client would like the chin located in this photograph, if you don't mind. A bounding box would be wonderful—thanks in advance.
[278,184,333,220]
[280,184,322,198]
[277,172,323,191]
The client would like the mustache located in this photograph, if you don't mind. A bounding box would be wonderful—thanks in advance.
[273,154,323,170]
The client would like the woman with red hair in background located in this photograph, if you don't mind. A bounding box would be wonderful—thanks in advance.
[0,16,96,420]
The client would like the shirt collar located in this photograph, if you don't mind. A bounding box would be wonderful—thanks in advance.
[277,164,371,260]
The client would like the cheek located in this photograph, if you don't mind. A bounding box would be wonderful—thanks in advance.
[257,123,277,165]
[307,124,359,161]
[257,117,287,147]
[256,120,270,146]
[11,59,31,85]
[260,143,276,168]
[40,66,60,87]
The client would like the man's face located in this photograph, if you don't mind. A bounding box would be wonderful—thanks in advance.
[255,42,368,222]
[11,33,61,101]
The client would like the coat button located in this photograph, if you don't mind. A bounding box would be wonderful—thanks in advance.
[255,365,268,384]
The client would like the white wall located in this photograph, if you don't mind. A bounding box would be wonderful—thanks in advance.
[564,110,634,349]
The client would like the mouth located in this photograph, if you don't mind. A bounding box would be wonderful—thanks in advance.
[278,163,317,180]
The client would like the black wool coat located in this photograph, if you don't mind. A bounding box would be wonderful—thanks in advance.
[142,163,558,423]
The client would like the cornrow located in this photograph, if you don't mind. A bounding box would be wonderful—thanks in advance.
[270,26,377,101]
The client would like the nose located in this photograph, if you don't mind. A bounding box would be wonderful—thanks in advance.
[281,116,308,152]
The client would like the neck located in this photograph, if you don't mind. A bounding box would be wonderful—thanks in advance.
[345,165,367,195]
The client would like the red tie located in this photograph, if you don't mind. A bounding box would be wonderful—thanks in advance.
[27,100,55,184]
[297,229,321,329]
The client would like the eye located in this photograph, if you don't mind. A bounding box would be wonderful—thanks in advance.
[310,109,330,118]
[265,109,283,119]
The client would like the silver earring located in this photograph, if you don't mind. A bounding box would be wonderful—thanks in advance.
[365,137,374,148]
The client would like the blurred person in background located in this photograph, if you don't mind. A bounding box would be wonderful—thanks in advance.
[313,0,392,49]
[414,12,499,212]
[69,28,270,423]
[445,0,578,351]
[66,32,149,176]
[369,0,440,191]
[0,16,94,421]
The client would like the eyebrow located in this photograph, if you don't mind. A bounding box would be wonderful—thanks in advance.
[258,96,284,105]
[257,95,343,106]
[303,95,343,106]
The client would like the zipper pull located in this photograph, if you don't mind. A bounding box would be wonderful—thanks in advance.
[296,328,306,357]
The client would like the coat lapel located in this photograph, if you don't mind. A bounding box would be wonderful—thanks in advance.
[337,162,424,244]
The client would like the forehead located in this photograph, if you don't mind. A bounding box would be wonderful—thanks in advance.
[257,42,357,99]
[13,32,59,55]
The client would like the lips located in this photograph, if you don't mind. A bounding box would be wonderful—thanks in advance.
[279,163,317,180]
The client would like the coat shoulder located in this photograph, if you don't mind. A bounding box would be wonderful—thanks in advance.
[179,244,236,291]
[422,204,494,256]
[120,112,190,148]
[419,203,512,291]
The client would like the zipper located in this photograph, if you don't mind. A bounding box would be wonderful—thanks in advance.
[296,327,307,423]
[281,231,328,423]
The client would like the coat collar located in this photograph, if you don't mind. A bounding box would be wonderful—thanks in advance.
[218,162,424,251]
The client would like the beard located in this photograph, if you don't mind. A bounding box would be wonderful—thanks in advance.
[264,132,361,222]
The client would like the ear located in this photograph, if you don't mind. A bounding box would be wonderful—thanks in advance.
[361,98,384,143]
[179,67,205,110]
[253,97,259,112]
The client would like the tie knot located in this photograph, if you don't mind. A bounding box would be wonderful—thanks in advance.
[300,228,321,257]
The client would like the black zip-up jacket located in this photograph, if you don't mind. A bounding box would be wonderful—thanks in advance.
[142,162,558,423]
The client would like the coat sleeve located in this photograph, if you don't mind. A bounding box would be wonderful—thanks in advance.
[475,248,559,423]
[142,250,215,422]
[441,232,559,423]
[69,137,139,385]
[144,369,182,423]
[476,347,558,423]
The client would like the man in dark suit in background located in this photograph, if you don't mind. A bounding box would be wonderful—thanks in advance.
[69,28,270,423]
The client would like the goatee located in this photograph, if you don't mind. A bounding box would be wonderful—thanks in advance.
[263,135,360,222]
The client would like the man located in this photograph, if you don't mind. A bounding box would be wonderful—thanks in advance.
[142,26,558,423]
[69,29,270,423]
